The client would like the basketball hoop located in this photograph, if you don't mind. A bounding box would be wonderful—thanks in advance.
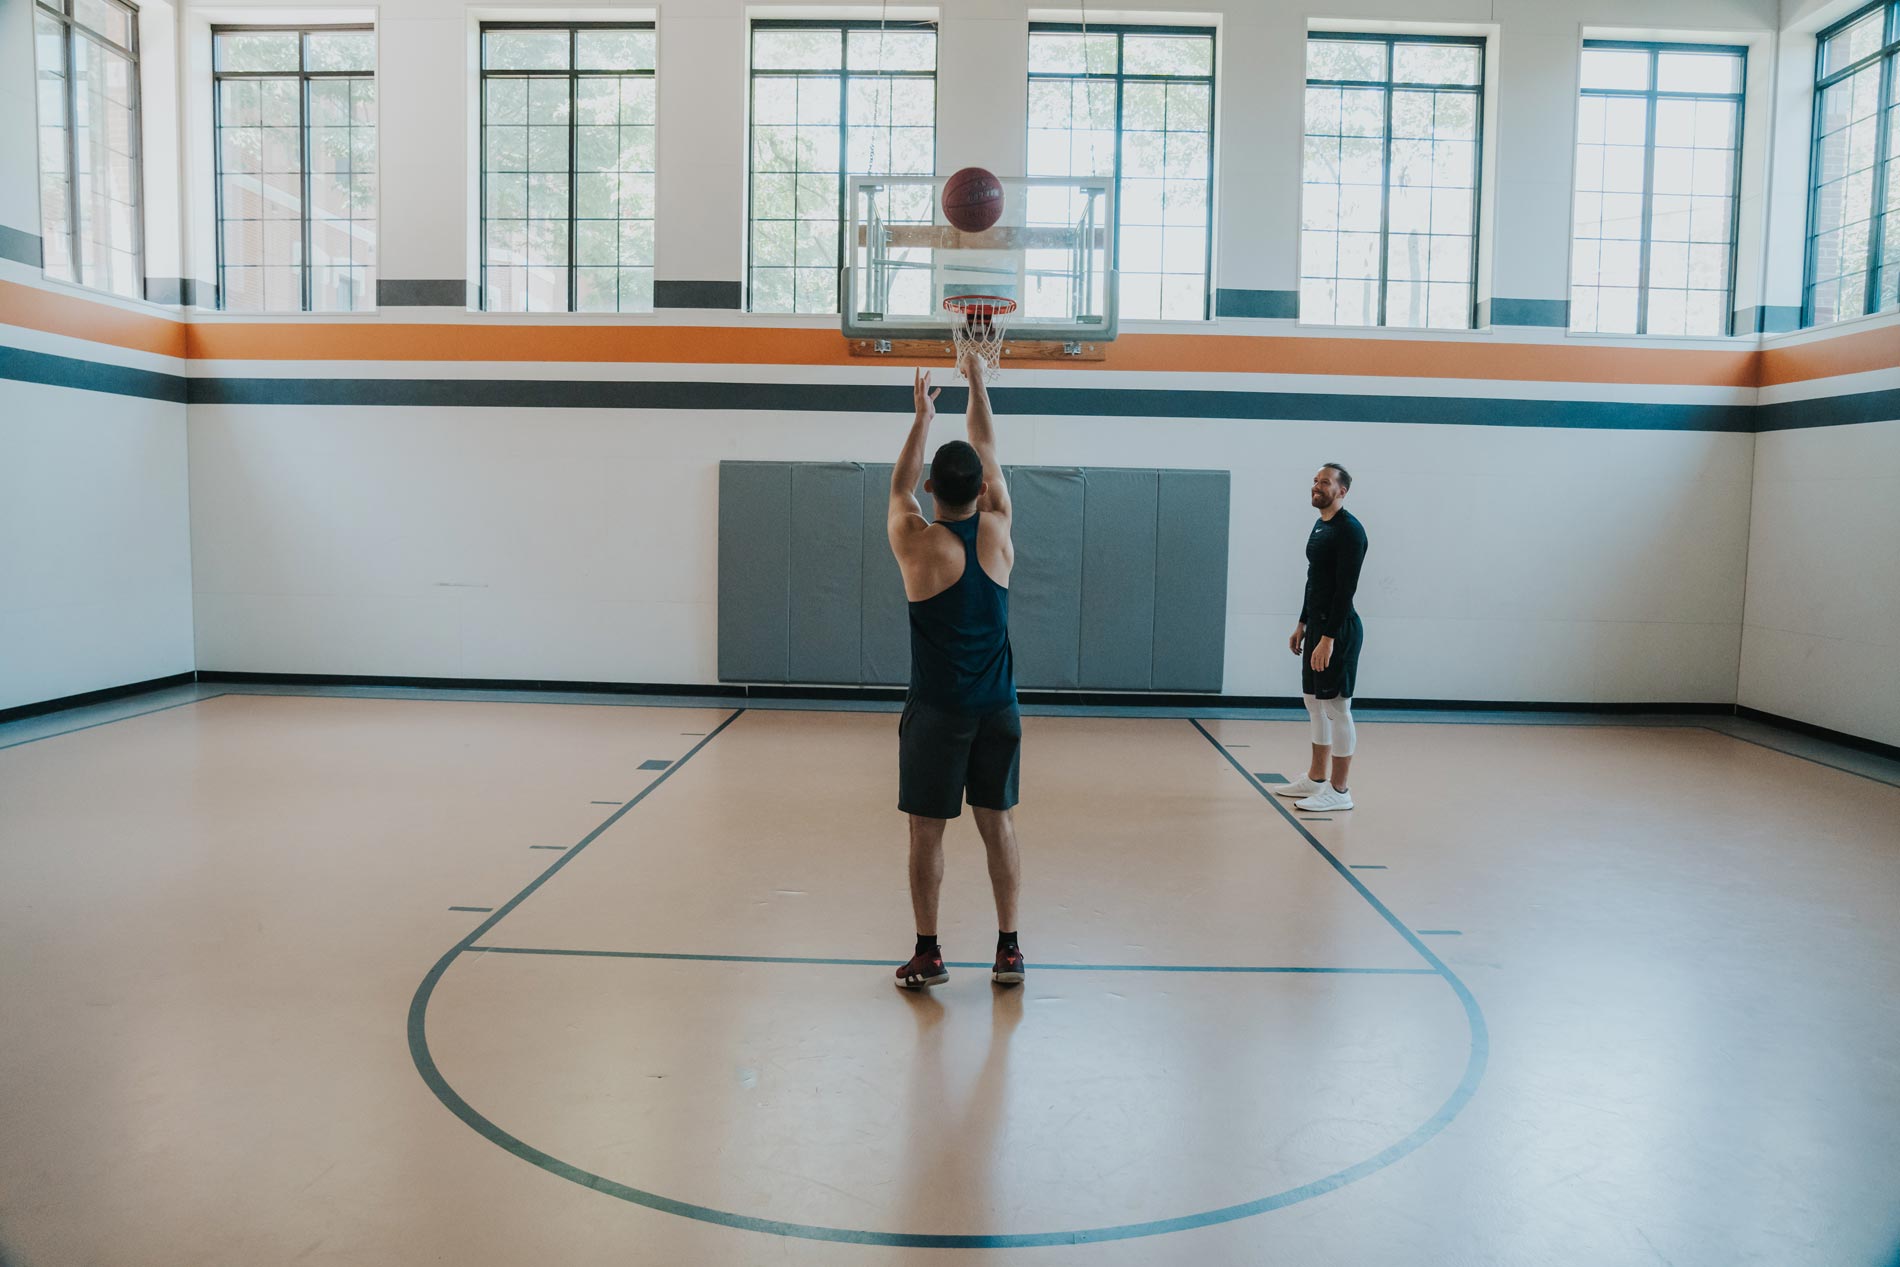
[943,294,1015,382]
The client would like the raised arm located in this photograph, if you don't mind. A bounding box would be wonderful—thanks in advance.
[961,352,1011,518]
[888,367,939,547]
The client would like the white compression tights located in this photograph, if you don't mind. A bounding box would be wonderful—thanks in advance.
[1303,694,1357,758]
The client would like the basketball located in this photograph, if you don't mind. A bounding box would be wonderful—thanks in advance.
[942,166,1005,233]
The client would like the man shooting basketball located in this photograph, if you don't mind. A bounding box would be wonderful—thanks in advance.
[1277,464,1368,812]
[886,355,1025,991]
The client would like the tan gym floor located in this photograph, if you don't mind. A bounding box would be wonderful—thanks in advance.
[2,691,1897,1265]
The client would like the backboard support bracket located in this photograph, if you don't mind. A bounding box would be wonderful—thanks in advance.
[847,338,1107,362]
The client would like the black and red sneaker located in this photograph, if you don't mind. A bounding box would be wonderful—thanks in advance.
[992,942,1025,986]
[894,948,948,990]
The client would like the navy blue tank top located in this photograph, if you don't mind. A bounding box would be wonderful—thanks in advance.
[908,512,1015,714]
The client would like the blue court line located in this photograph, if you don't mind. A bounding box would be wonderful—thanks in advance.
[407,708,1493,1249]
[448,906,494,913]
[1350,864,1387,870]
[528,846,566,851]
[468,945,1437,975]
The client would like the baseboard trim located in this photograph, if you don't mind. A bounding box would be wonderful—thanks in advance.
[192,671,1736,715]
[0,671,197,725]
[1734,705,1900,762]
[196,670,751,698]
[1349,697,1733,715]
[12,674,1891,764]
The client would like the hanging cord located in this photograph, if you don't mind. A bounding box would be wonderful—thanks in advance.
[1079,0,1100,178]
[867,0,888,180]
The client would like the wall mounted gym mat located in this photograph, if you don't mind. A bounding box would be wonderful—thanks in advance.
[718,461,1230,693]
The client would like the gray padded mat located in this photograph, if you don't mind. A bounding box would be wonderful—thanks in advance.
[720,461,1227,692]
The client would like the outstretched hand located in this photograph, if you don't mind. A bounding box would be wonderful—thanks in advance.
[913,367,941,421]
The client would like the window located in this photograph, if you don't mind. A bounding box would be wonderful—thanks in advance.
[34,0,142,298]
[1571,43,1745,337]
[749,20,936,315]
[1300,34,1484,329]
[1805,0,1900,324]
[480,24,656,313]
[214,28,376,312]
[1026,25,1215,322]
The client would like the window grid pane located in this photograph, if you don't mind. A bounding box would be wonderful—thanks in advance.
[1571,44,1744,337]
[481,25,656,313]
[34,1,142,298]
[748,22,936,315]
[215,27,378,312]
[1301,35,1484,330]
[1806,2,1900,325]
[36,12,75,284]
[1026,27,1215,322]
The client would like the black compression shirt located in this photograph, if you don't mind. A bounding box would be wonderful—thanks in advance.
[1300,508,1368,638]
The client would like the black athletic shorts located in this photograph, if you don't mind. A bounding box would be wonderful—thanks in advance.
[1302,613,1363,700]
[897,696,1021,819]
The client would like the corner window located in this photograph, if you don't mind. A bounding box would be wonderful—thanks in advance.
[1805,1,1900,324]
[34,0,143,298]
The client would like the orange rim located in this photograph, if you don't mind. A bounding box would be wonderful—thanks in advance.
[942,294,1017,322]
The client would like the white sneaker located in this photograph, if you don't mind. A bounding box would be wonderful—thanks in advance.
[1295,785,1354,812]
[1273,775,1327,799]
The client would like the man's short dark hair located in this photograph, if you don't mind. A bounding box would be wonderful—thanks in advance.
[931,440,983,507]
[1323,463,1352,491]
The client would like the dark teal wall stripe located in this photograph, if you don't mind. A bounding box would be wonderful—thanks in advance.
[1736,304,1801,334]
[0,345,187,403]
[655,280,743,309]
[0,224,41,267]
[143,278,211,307]
[377,279,468,307]
[1483,298,1569,327]
[184,376,1757,430]
[1214,288,1299,318]
[1753,386,1900,431]
[0,345,1888,433]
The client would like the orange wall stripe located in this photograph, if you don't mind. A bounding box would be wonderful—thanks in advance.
[187,320,1760,386]
[1757,323,1900,385]
[4,273,1889,389]
[0,278,187,359]
[1101,333,1757,386]
[185,321,856,367]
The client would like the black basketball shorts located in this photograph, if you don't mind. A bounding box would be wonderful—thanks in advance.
[897,697,1022,819]
[1301,614,1363,701]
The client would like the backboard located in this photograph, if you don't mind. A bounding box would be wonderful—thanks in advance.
[842,175,1117,356]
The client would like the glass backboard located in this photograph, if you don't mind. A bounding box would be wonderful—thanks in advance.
[842,175,1118,343]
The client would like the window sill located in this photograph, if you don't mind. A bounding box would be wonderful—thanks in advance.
[1771,304,1900,342]
[30,271,174,318]
[1291,321,1491,338]
[1560,327,1760,346]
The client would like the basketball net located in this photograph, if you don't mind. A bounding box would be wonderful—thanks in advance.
[944,295,1014,383]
